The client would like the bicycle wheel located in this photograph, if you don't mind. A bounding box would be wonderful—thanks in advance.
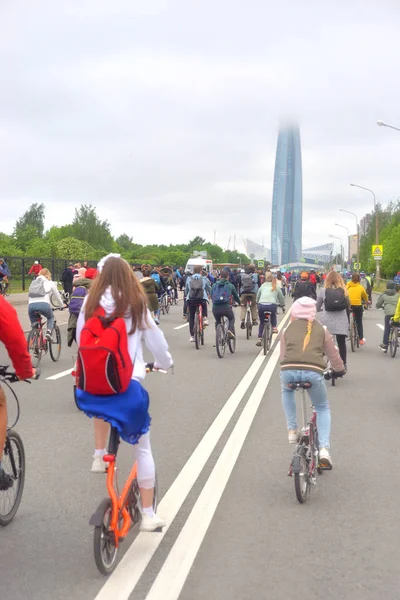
[246,312,251,340]
[50,293,59,308]
[49,325,62,362]
[228,330,236,354]
[293,450,309,504]
[4,283,10,297]
[216,324,226,359]
[27,328,42,368]
[201,320,205,346]
[263,322,270,355]
[194,313,200,350]
[390,327,398,358]
[0,430,26,526]
[93,498,119,575]
[165,296,170,314]
[350,318,357,352]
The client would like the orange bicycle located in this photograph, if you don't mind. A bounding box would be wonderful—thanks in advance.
[193,303,205,349]
[90,364,165,575]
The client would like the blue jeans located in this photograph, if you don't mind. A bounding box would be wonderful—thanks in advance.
[29,302,54,331]
[280,369,331,449]
[383,314,394,345]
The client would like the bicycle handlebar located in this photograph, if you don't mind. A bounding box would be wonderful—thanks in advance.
[0,365,41,383]
[324,368,345,381]
[145,362,171,374]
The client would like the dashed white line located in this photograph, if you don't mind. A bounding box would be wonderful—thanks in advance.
[377,324,384,331]
[46,368,73,380]
[94,310,291,600]
[174,323,189,330]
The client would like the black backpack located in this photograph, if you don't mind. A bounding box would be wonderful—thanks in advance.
[324,288,346,311]
[189,276,204,300]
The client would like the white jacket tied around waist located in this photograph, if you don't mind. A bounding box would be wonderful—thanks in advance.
[76,287,173,382]
[28,276,64,307]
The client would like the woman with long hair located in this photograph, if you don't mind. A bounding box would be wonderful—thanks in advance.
[255,272,285,345]
[280,297,344,469]
[76,254,173,532]
[316,270,350,369]
[28,268,64,340]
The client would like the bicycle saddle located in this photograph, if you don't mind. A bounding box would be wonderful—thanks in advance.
[288,382,312,390]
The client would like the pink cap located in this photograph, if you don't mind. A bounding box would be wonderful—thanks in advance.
[291,296,316,320]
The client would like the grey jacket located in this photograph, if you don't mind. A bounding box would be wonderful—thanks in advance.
[376,289,399,316]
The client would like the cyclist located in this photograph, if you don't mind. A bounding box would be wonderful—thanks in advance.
[280,296,345,468]
[60,263,75,297]
[346,273,368,345]
[255,272,285,346]
[360,271,372,305]
[276,271,286,296]
[140,264,160,324]
[28,268,65,341]
[316,271,350,369]
[292,272,316,301]
[376,281,399,351]
[28,260,43,278]
[76,254,173,532]
[239,266,260,329]
[0,258,11,292]
[185,265,211,342]
[0,296,35,489]
[211,269,240,338]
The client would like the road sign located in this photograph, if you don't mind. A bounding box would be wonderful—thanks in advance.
[372,245,383,257]
[257,260,264,268]
[374,256,382,261]
[353,262,361,270]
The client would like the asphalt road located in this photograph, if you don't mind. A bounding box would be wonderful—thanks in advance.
[1,296,399,600]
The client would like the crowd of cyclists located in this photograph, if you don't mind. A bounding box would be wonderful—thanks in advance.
[2,251,400,531]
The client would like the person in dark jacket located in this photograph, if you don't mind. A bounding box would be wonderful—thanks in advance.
[60,264,75,296]
[292,272,317,301]
[211,270,240,337]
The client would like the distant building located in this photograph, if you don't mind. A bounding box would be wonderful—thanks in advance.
[271,123,303,265]
[349,234,358,260]
[302,243,333,266]
[243,239,271,262]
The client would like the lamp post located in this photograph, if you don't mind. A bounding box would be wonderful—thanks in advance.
[237,256,242,267]
[377,120,400,132]
[335,223,350,263]
[329,234,343,270]
[350,183,379,279]
[339,209,359,271]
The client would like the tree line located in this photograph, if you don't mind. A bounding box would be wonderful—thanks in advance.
[359,200,400,277]
[1,203,249,267]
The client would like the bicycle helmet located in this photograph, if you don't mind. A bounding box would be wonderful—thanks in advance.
[300,271,309,279]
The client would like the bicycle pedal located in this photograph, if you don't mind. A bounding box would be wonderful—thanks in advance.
[318,462,333,471]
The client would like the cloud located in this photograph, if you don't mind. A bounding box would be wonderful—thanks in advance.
[1,0,399,254]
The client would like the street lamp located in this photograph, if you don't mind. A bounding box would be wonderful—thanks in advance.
[377,120,400,132]
[237,256,242,267]
[339,209,359,271]
[329,234,344,270]
[335,223,350,262]
[350,183,379,279]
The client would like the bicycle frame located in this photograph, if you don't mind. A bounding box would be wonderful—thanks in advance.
[289,386,318,480]
[103,429,139,547]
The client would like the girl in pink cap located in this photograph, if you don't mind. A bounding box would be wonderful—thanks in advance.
[280,296,345,468]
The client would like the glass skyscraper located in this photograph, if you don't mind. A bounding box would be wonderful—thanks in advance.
[271,124,303,265]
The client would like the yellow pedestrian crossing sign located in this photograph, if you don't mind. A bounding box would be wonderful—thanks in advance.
[372,245,383,257]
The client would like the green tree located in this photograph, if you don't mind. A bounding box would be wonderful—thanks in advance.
[25,238,58,258]
[115,234,133,252]
[14,203,45,249]
[56,237,98,260]
[71,204,113,252]
[0,232,24,257]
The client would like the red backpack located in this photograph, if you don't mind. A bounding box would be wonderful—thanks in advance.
[309,273,317,285]
[76,308,133,395]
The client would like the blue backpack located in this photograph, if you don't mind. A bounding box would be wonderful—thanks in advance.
[69,286,88,316]
[212,282,231,305]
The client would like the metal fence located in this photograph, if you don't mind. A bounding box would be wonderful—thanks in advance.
[3,257,99,291]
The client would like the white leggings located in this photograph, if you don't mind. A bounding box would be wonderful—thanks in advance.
[134,432,155,489]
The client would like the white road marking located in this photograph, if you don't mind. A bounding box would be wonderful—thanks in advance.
[95,311,291,600]
[174,323,189,330]
[146,341,282,600]
[377,324,384,331]
[46,368,73,380]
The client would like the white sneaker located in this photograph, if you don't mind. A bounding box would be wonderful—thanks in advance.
[91,455,106,473]
[203,317,209,326]
[319,448,333,469]
[140,513,166,532]
[288,430,298,444]
[190,336,195,342]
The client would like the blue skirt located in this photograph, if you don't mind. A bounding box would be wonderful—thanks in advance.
[76,380,151,445]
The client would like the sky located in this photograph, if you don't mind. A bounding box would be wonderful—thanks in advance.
[1,0,400,255]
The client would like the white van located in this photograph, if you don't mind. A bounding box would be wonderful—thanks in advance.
[185,257,213,274]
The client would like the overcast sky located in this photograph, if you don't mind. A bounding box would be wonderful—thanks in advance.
[1,0,399,254]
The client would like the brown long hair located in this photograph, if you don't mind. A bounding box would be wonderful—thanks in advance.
[85,257,148,333]
[325,271,347,293]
